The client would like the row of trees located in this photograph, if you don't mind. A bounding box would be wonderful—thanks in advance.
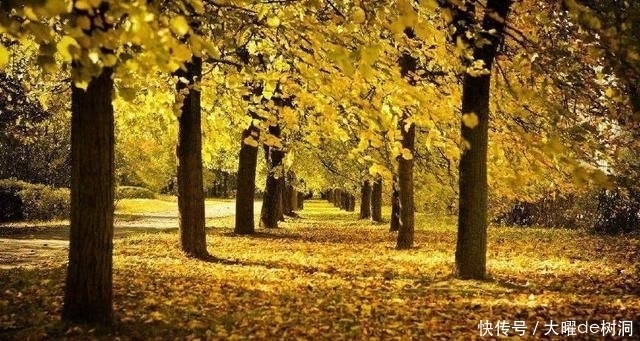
[1,0,638,329]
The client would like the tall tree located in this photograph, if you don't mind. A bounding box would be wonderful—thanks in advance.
[277,175,285,221]
[396,51,417,249]
[234,76,264,235]
[297,189,305,210]
[63,66,115,325]
[176,54,208,258]
[284,170,298,215]
[396,118,415,248]
[453,0,514,279]
[260,124,284,228]
[234,120,259,234]
[390,177,400,231]
[62,0,116,325]
[371,178,383,222]
[359,180,372,219]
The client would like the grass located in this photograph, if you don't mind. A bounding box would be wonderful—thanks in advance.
[1,200,639,340]
[115,197,238,215]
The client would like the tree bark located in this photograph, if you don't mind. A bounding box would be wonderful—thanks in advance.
[390,178,401,232]
[346,193,356,212]
[359,180,372,219]
[283,170,296,215]
[456,0,512,279]
[277,175,285,221]
[340,190,348,210]
[234,124,259,235]
[289,173,298,212]
[371,178,383,222]
[63,67,115,325]
[297,191,304,210]
[283,180,293,215]
[396,118,415,249]
[176,57,208,258]
[260,125,284,228]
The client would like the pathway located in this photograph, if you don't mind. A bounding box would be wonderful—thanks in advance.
[0,201,262,269]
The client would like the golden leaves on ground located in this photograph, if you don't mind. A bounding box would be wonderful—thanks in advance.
[1,201,639,340]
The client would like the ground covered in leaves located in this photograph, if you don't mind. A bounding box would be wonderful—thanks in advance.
[1,200,639,340]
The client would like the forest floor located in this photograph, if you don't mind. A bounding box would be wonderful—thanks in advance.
[0,200,639,340]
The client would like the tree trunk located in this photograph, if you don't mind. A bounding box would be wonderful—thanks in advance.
[340,190,348,210]
[390,178,400,231]
[234,124,259,235]
[63,67,115,325]
[289,172,298,212]
[283,181,293,215]
[346,193,356,212]
[260,125,284,228]
[297,191,304,210]
[277,175,285,221]
[283,170,297,215]
[176,57,208,258]
[359,180,372,219]
[456,0,512,280]
[291,189,299,211]
[371,178,383,222]
[396,118,415,249]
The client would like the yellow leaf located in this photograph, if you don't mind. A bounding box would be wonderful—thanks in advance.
[171,16,190,36]
[401,148,413,160]
[462,113,479,129]
[0,45,8,69]
[262,80,276,100]
[56,36,79,62]
[74,0,92,11]
[44,0,70,15]
[266,16,280,28]
[243,136,259,148]
[76,16,92,30]
[352,7,366,24]
[173,43,192,62]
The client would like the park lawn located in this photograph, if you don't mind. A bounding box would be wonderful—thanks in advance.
[115,197,235,215]
[1,200,639,340]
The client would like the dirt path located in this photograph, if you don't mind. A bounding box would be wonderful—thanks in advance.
[0,201,262,269]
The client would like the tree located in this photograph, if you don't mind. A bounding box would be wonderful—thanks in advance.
[277,175,285,221]
[450,0,514,279]
[371,178,383,222]
[284,170,298,215]
[234,121,260,234]
[396,116,415,249]
[395,49,418,250]
[63,65,115,325]
[58,0,122,325]
[297,189,305,209]
[175,55,208,258]
[260,124,284,228]
[359,180,372,219]
[390,177,400,231]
